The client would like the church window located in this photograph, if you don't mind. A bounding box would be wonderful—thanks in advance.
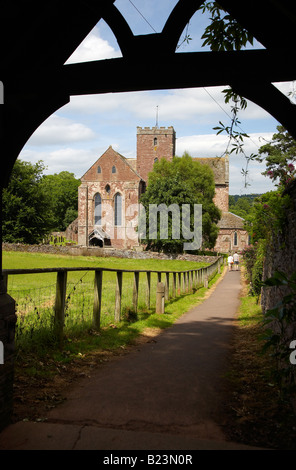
[234,231,238,246]
[94,193,102,225]
[105,184,111,194]
[97,166,101,174]
[154,137,158,146]
[114,192,122,226]
[154,157,158,163]
[112,165,116,173]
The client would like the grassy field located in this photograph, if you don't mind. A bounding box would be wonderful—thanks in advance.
[3,250,215,355]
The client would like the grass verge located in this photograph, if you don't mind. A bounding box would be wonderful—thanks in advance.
[224,269,296,450]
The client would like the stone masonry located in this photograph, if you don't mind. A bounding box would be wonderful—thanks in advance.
[77,125,246,253]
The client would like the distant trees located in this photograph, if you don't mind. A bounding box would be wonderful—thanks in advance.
[41,171,80,231]
[2,160,80,244]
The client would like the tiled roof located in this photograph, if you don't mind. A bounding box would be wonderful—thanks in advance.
[217,211,245,229]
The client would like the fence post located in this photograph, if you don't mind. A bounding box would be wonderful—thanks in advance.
[54,270,67,341]
[183,272,186,293]
[178,272,181,295]
[156,282,165,314]
[133,271,139,314]
[165,272,169,300]
[115,271,122,322]
[204,267,209,288]
[157,272,161,283]
[146,271,151,309]
[93,270,103,329]
[172,272,176,298]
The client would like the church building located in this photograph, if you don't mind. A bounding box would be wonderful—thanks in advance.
[77,126,248,253]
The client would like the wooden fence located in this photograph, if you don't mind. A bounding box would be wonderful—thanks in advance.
[2,256,224,340]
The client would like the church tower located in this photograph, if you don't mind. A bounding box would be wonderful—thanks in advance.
[136,126,176,183]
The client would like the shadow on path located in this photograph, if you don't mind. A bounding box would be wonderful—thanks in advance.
[0,270,265,450]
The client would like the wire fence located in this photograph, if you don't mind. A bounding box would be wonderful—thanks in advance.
[4,257,224,349]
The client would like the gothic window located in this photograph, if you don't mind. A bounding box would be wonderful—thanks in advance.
[114,192,122,226]
[97,165,101,174]
[112,165,116,173]
[154,157,158,163]
[154,137,158,146]
[94,193,102,225]
[234,231,238,246]
[105,184,111,194]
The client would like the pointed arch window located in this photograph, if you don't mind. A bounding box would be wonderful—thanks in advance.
[114,192,122,226]
[154,137,158,146]
[234,231,238,246]
[94,193,102,225]
[97,165,101,174]
[112,165,116,173]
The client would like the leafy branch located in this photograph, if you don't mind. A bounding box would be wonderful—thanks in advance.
[198,2,257,187]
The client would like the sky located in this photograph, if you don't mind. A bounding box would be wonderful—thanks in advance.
[20,0,296,195]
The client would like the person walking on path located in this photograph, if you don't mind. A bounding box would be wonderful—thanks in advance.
[233,252,239,270]
[228,254,234,271]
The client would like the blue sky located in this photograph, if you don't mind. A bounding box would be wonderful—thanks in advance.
[20,0,295,195]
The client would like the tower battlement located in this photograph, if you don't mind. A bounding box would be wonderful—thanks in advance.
[137,126,175,135]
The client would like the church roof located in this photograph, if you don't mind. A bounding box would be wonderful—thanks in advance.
[193,156,229,185]
[81,146,143,181]
[218,211,245,229]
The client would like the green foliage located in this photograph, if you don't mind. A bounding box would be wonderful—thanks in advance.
[198,1,254,52]
[241,244,257,282]
[257,125,296,187]
[139,153,221,253]
[248,190,291,243]
[2,160,53,244]
[41,171,80,231]
[229,195,254,220]
[251,239,266,298]
[261,271,296,396]
[2,161,80,244]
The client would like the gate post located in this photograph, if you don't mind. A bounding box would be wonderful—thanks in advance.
[0,284,16,431]
[0,185,17,431]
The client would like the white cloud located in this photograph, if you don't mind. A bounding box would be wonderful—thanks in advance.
[26,115,96,146]
[66,28,122,64]
[20,147,101,177]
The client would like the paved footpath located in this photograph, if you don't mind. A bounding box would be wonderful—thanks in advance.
[0,269,266,450]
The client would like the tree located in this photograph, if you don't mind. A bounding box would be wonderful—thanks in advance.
[229,196,253,219]
[2,160,53,244]
[139,153,221,253]
[257,125,296,186]
[40,171,80,231]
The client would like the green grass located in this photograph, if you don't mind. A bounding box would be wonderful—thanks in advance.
[236,295,263,327]
[3,250,222,375]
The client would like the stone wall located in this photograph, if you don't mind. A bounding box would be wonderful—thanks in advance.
[2,242,220,264]
[261,180,296,314]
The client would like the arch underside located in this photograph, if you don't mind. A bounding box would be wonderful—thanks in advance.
[1,0,296,186]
